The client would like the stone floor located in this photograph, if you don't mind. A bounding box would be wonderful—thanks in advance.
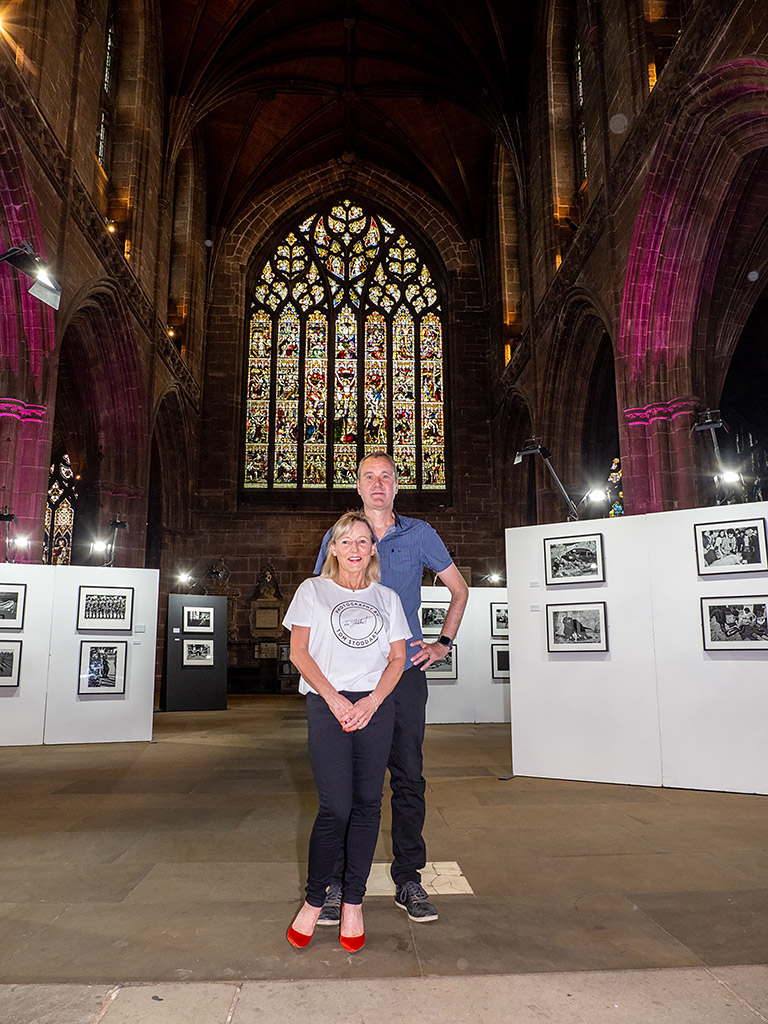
[1,695,767,1022]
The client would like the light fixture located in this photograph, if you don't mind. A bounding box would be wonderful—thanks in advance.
[694,408,725,469]
[106,220,116,234]
[0,241,61,309]
[0,508,18,562]
[514,438,580,520]
[89,518,128,566]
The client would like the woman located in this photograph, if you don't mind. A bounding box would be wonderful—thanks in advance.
[282,510,408,952]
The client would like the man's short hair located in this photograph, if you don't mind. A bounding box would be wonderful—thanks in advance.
[357,451,398,482]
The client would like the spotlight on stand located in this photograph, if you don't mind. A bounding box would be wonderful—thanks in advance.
[694,409,744,503]
[0,508,19,562]
[514,438,580,521]
[89,518,128,567]
[0,241,61,310]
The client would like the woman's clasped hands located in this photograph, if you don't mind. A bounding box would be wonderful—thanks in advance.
[327,691,379,732]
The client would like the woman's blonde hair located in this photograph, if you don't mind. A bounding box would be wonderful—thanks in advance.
[320,510,381,584]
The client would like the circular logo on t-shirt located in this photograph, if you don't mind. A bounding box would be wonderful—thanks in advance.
[331,600,384,648]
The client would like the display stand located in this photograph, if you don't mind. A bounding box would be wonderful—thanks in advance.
[161,594,228,711]
[422,586,510,724]
[0,564,159,746]
[506,501,768,794]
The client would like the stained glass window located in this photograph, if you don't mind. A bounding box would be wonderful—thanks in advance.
[44,454,78,564]
[243,199,446,491]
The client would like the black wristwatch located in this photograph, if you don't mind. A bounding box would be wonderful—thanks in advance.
[436,634,453,649]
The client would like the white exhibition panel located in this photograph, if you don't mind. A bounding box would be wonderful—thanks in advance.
[647,503,768,794]
[0,564,53,746]
[44,566,159,744]
[505,516,663,787]
[422,585,510,725]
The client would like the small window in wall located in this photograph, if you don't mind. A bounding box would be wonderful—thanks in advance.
[572,37,588,187]
[643,0,689,91]
[243,198,447,492]
[96,12,117,174]
[44,454,78,564]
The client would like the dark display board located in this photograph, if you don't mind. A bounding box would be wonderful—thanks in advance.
[161,594,228,711]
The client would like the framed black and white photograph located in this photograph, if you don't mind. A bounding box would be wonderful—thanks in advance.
[694,519,768,575]
[0,640,22,687]
[490,602,509,638]
[78,641,127,694]
[183,605,214,633]
[426,644,458,680]
[183,638,215,667]
[701,597,768,651]
[544,534,605,585]
[0,583,26,629]
[77,586,134,631]
[491,643,510,680]
[546,602,608,652]
[420,602,449,635]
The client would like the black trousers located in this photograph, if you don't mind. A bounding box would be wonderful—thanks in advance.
[305,690,395,906]
[387,665,428,885]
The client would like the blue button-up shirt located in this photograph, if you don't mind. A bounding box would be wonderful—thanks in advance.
[314,512,453,646]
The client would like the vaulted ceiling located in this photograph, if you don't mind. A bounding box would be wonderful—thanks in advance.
[159,1,534,241]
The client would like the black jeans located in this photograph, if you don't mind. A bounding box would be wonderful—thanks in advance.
[305,690,395,906]
[387,665,428,885]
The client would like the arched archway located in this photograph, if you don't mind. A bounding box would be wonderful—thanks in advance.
[538,288,618,519]
[54,282,149,564]
[618,58,768,512]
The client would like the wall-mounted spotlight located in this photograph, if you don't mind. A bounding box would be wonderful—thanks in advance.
[694,408,725,471]
[0,241,61,309]
[514,438,580,520]
[90,518,128,567]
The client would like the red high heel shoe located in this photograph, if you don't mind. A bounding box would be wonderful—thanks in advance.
[286,924,313,948]
[340,904,365,952]
[339,930,365,952]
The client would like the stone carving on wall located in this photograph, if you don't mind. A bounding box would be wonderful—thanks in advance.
[249,564,284,639]
[200,559,240,642]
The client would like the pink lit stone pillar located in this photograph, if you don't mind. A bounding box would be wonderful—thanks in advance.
[621,397,700,514]
[0,400,51,562]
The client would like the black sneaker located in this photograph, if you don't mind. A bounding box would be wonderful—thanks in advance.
[394,881,438,922]
[316,883,342,926]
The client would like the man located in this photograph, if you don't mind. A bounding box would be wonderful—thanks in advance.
[313,451,469,924]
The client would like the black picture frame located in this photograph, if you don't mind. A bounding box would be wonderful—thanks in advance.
[490,602,508,638]
[0,583,26,630]
[694,519,768,576]
[78,640,127,694]
[546,602,608,652]
[183,638,215,666]
[544,534,605,585]
[491,643,510,680]
[420,602,449,636]
[700,596,768,651]
[77,586,134,631]
[183,605,215,633]
[426,644,458,680]
[0,640,22,687]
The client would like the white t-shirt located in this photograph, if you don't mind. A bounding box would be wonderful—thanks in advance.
[283,576,410,695]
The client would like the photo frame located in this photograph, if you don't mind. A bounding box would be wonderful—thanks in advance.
[544,534,605,585]
[183,605,214,633]
[546,602,608,653]
[78,641,127,694]
[183,638,215,667]
[490,602,509,638]
[491,643,510,680]
[0,583,26,629]
[420,602,449,636]
[0,640,22,687]
[426,644,458,680]
[77,586,134,631]
[701,597,768,651]
[694,519,768,576]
